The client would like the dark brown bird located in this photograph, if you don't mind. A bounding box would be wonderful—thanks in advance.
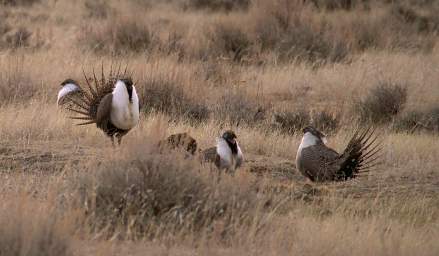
[201,130,243,173]
[61,67,139,145]
[296,126,381,182]
[158,133,198,155]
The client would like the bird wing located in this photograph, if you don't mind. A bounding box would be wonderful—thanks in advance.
[299,144,340,181]
[201,147,221,168]
[96,93,113,129]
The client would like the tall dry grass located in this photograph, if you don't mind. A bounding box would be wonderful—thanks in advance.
[0,196,73,256]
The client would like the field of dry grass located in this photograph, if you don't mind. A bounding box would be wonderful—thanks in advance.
[1,0,439,255]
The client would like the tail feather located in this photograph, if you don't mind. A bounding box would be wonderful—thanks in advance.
[82,68,98,100]
[360,146,381,165]
[92,68,101,94]
[65,107,90,116]
[68,116,93,120]
[335,127,382,180]
[65,96,89,111]
[101,64,106,89]
[77,121,96,126]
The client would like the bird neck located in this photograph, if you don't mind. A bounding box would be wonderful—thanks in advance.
[226,139,238,155]
[113,81,134,107]
[217,138,238,157]
[299,132,322,150]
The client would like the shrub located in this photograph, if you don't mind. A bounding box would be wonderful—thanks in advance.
[158,31,186,56]
[69,146,268,239]
[4,27,32,48]
[271,109,339,135]
[249,1,348,64]
[0,0,40,6]
[391,5,433,33]
[84,0,113,19]
[394,107,439,133]
[213,90,264,125]
[353,81,408,124]
[208,21,252,62]
[183,0,250,11]
[84,19,155,54]
[311,110,340,134]
[306,0,368,10]
[271,110,310,135]
[0,20,10,36]
[276,22,348,63]
[138,75,210,123]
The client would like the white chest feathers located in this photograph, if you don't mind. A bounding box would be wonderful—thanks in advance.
[296,132,328,158]
[57,83,80,104]
[298,132,324,152]
[110,81,140,130]
[216,138,243,170]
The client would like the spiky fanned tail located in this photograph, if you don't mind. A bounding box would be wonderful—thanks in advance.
[65,64,131,126]
[335,127,382,180]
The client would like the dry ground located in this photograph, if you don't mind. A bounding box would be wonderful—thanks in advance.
[1,0,439,255]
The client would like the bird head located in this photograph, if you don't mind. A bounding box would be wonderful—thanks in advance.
[222,130,237,145]
[60,78,78,87]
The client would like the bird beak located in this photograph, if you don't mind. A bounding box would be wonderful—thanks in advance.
[228,138,237,145]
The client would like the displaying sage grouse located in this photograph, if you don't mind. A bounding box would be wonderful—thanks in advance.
[61,68,139,145]
[158,133,198,155]
[296,126,381,182]
[202,130,243,173]
[57,79,82,107]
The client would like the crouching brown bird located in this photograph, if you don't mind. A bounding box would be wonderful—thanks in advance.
[59,67,139,146]
[158,133,198,155]
[201,130,243,173]
[296,126,381,182]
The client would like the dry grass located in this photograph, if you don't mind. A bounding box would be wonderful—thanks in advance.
[0,0,439,255]
[66,144,270,241]
[0,197,72,256]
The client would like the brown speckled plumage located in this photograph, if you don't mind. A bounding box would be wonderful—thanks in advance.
[297,126,381,182]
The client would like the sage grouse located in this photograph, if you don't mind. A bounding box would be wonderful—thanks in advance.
[202,130,243,173]
[60,68,139,145]
[296,126,381,182]
[158,133,198,155]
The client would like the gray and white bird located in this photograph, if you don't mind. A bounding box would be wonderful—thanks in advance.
[296,126,381,182]
[202,130,243,173]
[61,69,139,145]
